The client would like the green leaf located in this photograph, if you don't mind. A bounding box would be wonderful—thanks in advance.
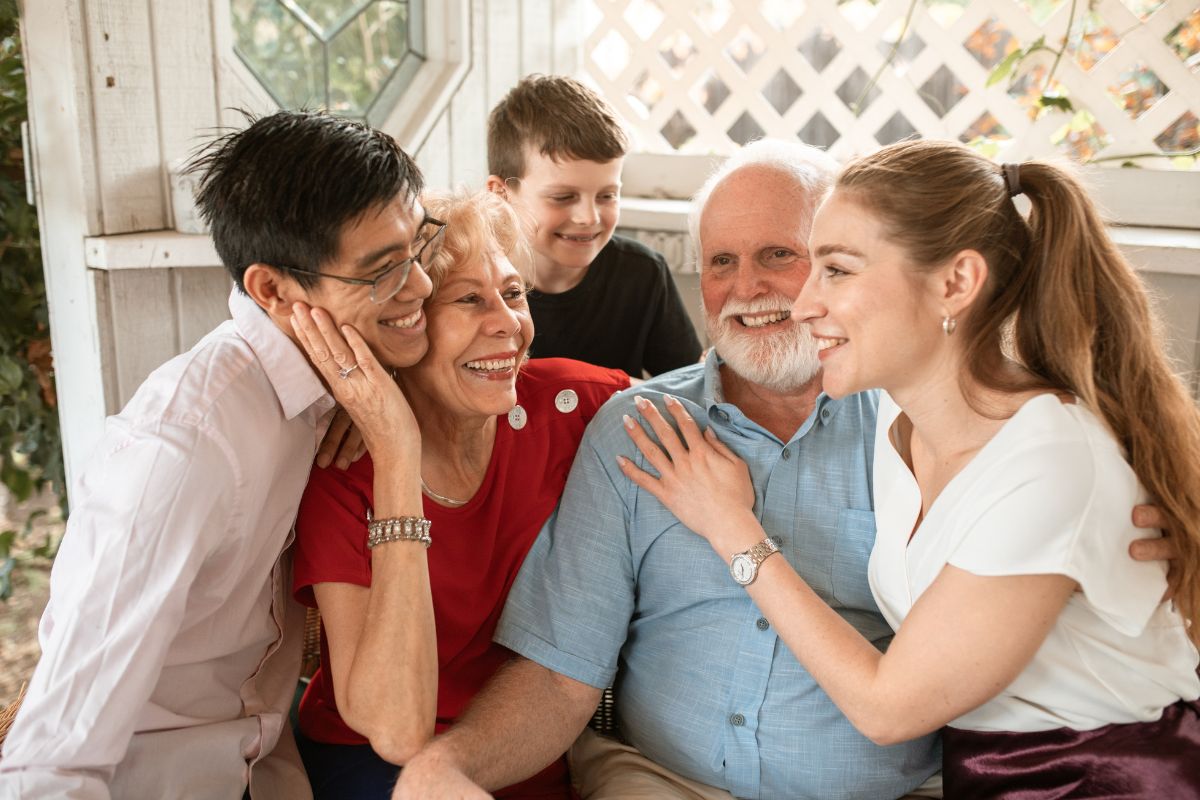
[987,48,1025,87]
[0,354,22,393]
[1038,95,1075,113]
[0,529,14,559]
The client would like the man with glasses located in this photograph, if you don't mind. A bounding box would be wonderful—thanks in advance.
[0,110,437,800]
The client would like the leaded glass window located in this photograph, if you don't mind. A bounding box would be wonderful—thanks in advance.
[232,0,425,124]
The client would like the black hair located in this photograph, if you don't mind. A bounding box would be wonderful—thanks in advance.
[187,109,423,291]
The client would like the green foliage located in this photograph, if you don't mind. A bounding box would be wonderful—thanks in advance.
[0,6,65,533]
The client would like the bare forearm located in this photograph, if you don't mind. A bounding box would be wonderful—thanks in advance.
[341,455,438,762]
[418,657,600,791]
[343,544,438,761]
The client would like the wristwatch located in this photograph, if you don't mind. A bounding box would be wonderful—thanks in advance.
[729,537,780,586]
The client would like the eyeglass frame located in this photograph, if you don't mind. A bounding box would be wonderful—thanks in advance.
[272,217,447,304]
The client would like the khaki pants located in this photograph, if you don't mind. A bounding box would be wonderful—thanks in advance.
[568,728,943,800]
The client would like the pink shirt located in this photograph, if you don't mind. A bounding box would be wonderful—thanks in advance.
[0,290,331,799]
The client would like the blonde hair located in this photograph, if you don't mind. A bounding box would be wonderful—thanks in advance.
[420,189,534,293]
[838,139,1200,643]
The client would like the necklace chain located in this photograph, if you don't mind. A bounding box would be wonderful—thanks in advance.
[420,478,470,507]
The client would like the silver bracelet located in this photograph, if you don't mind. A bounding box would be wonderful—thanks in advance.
[366,510,432,549]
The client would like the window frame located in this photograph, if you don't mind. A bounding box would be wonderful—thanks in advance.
[212,0,470,152]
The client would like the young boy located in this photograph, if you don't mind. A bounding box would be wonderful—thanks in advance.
[485,74,702,377]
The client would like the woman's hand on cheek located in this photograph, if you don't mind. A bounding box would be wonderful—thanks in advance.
[291,301,420,464]
[618,394,756,553]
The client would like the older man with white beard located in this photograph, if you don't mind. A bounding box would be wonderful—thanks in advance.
[390,139,940,800]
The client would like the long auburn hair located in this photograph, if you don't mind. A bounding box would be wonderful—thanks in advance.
[837,139,1200,643]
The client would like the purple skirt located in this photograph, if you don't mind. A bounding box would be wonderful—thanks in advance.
[942,700,1200,799]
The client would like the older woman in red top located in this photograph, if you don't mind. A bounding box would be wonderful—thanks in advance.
[289,190,630,799]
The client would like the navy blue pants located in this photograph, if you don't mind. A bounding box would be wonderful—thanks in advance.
[295,728,401,800]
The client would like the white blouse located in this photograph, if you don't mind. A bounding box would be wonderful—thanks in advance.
[869,392,1199,732]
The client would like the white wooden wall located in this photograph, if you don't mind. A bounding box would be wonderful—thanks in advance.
[22,0,585,485]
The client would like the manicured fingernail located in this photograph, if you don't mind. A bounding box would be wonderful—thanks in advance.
[622,414,635,430]
[664,394,678,405]
[616,455,629,467]
[634,395,647,409]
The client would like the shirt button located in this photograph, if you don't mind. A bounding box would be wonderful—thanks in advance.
[508,405,527,430]
[554,389,579,413]
[756,617,770,630]
[729,712,745,727]
[780,446,791,460]
[820,407,831,421]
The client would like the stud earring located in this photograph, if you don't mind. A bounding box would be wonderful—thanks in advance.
[941,316,957,335]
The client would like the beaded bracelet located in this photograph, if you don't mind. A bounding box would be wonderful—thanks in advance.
[366,510,432,550]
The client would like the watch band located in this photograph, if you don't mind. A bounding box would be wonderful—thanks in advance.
[730,537,780,585]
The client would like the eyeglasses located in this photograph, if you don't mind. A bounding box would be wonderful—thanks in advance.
[276,218,447,304]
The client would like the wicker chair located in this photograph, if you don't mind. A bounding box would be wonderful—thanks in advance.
[0,683,27,754]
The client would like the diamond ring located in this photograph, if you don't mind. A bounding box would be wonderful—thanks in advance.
[337,363,360,380]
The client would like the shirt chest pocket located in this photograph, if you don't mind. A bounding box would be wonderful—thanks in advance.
[831,508,879,611]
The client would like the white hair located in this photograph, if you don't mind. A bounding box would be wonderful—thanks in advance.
[688,139,840,271]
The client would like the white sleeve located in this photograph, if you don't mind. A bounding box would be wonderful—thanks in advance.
[947,437,1165,637]
[0,423,235,795]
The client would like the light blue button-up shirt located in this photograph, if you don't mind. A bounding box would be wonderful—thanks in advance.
[496,355,940,800]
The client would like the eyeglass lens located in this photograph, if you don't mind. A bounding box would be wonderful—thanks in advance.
[370,222,446,304]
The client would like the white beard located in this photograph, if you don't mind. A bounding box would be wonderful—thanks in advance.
[705,295,822,393]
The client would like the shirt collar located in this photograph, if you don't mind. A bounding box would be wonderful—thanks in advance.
[229,288,332,421]
[701,349,846,440]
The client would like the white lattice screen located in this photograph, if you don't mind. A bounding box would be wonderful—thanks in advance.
[583,0,1200,168]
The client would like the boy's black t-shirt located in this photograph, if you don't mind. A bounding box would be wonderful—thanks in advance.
[527,234,703,377]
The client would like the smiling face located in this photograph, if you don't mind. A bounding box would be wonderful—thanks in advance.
[795,189,945,399]
[299,195,435,370]
[699,166,822,392]
[400,249,534,422]
[503,147,622,285]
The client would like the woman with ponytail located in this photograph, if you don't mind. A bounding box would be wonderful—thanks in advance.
[618,139,1200,796]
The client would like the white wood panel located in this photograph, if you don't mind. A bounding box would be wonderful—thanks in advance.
[106,269,178,407]
[67,0,103,235]
[551,0,582,75]
[85,230,220,269]
[520,0,554,76]
[449,0,490,187]
[174,269,233,352]
[21,0,112,485]
[149,0,219,221]
[84,0,167,233]
[91,270,122,414]
[418,111,454,191]
[485,0,522,115]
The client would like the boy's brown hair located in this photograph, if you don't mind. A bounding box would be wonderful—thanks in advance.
[487,74,628,180]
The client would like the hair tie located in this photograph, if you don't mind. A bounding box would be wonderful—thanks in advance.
[1002,163,1023,198]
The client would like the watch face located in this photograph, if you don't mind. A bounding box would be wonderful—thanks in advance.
[730,554,755,585]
